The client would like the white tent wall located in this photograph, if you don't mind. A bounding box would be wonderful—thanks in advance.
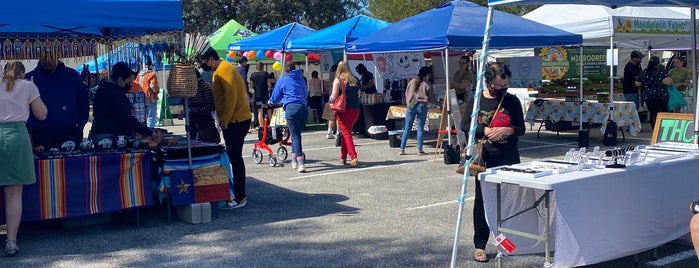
[523,5,693,49]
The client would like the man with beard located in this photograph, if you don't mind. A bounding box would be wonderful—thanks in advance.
[26,57,89,149]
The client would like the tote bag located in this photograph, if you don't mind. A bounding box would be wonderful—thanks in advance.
[330,79,346,112]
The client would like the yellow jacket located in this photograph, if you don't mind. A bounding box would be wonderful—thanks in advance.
[212,60,251,126]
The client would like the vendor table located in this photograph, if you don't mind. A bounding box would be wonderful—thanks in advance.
[157,140,232,222]
[525,99,642,137]
[478,156,699,267]
[0,151,153,224]
[386,105,443,131]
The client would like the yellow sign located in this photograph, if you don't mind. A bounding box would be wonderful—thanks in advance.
[539,47,569,80]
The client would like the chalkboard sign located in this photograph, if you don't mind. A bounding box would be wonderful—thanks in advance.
[650,112,695,144]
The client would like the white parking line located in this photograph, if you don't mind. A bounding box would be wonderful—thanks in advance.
[406,198,474,210]
[647,249,696,266]
[285,161,423,180]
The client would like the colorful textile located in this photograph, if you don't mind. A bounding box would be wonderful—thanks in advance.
[525,99,642,135]
[0,152,153,223]
[158,152,233,204]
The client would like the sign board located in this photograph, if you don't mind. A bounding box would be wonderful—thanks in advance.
[650,112,695,144]
[535,46,614,79]
[498,56,542,88]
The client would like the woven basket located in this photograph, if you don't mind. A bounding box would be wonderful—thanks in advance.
[167,64,197,97]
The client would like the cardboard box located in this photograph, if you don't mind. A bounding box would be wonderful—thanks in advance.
[177,203,212,224]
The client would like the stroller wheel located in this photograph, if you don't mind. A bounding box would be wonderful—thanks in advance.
[252,149,263,164]
[268,155,278,167]
[277,146,288,161]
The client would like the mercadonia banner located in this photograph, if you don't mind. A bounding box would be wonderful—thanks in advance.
[535,47,610,80]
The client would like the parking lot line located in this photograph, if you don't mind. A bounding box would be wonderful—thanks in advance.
[285,161,425,180]
[647,249,695,266]
[406,198,473,210]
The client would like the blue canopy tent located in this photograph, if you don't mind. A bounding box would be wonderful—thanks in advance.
[228,23,316,52]
[76,43,172,73]
[286,15,390,52]
[0,0,183,39]
[345,1,581,53]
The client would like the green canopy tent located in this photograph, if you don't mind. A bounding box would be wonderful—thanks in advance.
[208,19,257,58]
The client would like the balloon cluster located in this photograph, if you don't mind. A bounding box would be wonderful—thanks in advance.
[224,49,294,72]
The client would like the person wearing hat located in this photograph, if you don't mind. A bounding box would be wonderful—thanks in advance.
[623,50,645,109]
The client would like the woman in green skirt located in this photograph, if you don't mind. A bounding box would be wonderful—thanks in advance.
[0,61,47,257]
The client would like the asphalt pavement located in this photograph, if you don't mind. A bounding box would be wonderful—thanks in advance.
[1,119,697,268]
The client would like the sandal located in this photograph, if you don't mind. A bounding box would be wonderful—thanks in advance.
[5,240,18,257]
[474,249,488,262]
[398,150,406,155]
[417,151,427,156]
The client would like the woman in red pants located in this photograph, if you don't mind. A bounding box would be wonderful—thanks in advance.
[329,61,361,167]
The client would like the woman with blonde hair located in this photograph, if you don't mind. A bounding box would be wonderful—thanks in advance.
[0,61,47,257]
[329,61,361,167]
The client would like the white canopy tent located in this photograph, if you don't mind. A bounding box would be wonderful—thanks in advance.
[523,5,693,49]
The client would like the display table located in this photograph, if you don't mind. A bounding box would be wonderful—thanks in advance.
[0,151,154,224]
[525,99,642,136]
[478,156,699,267]
[386,105,443,131]
[157,140,232,206]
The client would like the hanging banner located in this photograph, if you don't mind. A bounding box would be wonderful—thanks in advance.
[497,56,542,88]
[613,16,692,34]
[372,52,424,80]
[535,46,611,80]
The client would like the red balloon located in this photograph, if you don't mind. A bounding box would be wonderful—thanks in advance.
[265,50,274,59]
[285,53,293,62]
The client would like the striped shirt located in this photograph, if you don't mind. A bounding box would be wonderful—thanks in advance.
[188,79,216,114]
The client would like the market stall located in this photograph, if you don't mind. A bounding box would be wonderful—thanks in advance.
[0,0,184,224]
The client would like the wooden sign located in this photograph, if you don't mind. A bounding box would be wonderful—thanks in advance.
[650,112,695,144]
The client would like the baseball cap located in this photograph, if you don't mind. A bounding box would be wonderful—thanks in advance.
[630,51,645,59]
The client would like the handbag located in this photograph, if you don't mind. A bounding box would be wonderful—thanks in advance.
[321,103,336,121]
[408,97,418,110]
[667,84,687,111]
[442,141,460,164]
[457,96,505,175]
[330,79,347,112]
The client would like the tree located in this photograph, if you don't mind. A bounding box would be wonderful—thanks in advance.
[182,0,364,35]
[365,0,538,23]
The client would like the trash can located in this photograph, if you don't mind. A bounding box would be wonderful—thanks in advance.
[388,130,403,147]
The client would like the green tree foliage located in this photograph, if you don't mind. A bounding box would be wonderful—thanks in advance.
[183,0,364,35]
[366,0,538,23]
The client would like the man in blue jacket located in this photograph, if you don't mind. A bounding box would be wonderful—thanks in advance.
[26,57,89,149]
[269,62,308,172]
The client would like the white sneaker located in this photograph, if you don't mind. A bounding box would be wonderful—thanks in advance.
[296,155,306,173]
[297,164,305,172]
[291,153,298,170]
[326,133,335,139]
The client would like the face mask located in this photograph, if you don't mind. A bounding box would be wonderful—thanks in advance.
[200,62,212,72]
[488,86,508,99]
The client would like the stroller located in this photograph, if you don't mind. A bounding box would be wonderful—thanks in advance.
[252,104,291,167]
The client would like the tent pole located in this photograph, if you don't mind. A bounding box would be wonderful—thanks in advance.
[451,7,494,268]
[579,46,584,132]
[609,36,614,103]
[693,9,699,146]
[444,48,452,146]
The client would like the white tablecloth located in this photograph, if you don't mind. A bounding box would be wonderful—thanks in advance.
[479,157,699,267]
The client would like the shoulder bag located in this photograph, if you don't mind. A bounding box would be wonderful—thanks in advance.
[330,79,347,112]
[457,96,505,175]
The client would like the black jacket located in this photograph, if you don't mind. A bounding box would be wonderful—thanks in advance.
[91,80,153,137]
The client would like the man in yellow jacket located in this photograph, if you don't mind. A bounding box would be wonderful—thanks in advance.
[200,48,252,209]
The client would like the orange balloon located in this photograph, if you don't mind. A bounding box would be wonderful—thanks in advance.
[227,51,236,59]
[247,50,257,60]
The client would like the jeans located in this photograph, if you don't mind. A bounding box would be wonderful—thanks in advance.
[400,104,428,151]
[284,103,308,157]
[624,93,640,109]
[221,119,250,201]
[146,102,158,128]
